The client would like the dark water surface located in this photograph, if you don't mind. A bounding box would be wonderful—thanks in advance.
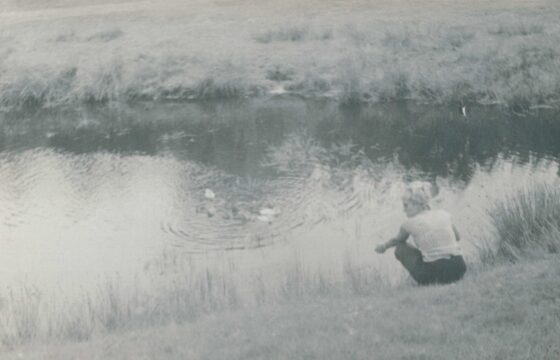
[1,99,559,290]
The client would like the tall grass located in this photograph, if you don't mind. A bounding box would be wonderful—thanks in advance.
[488,182,560,262]
[0,254,385,349]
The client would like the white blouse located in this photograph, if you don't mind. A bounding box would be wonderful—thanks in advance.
[402,209,462,262]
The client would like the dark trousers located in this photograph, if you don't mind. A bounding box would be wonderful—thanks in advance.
[395,242,466,285]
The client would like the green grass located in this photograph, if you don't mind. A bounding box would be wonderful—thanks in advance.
[488,182,560,262]
[1,0,560,110]
[2,257,559,359]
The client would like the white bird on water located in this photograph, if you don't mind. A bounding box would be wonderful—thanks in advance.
[257,207,281,223]
[204,188,215,200]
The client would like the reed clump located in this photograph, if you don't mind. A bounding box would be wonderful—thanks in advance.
[488,182,560,262]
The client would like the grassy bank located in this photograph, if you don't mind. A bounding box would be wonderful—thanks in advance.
[1,0,560,110]
[2,256,559,359]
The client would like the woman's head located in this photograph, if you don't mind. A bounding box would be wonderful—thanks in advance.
[402,187,431,217]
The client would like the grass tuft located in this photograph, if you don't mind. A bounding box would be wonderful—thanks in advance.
[86,28,124,42]
[0,286,42,347]
[266,66,295,82]
[193,77,246,100]
[442,27,475,49]
[488,182,560,261]
[488,23,545,37]
[254,26,309,43]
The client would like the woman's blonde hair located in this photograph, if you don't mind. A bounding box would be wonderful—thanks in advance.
[402,183,431,208]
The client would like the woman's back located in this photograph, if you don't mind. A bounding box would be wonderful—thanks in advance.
[403,209,462,262]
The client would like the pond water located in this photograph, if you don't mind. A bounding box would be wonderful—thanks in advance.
[1,99,559,295]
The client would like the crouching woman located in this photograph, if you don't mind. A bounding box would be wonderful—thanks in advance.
[375,189,466,285]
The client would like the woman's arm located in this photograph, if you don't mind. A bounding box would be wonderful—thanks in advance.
[375,226,410,253]
[452,225,461,241]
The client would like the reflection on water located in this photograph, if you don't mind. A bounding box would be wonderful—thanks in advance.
[0,99,559,292]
